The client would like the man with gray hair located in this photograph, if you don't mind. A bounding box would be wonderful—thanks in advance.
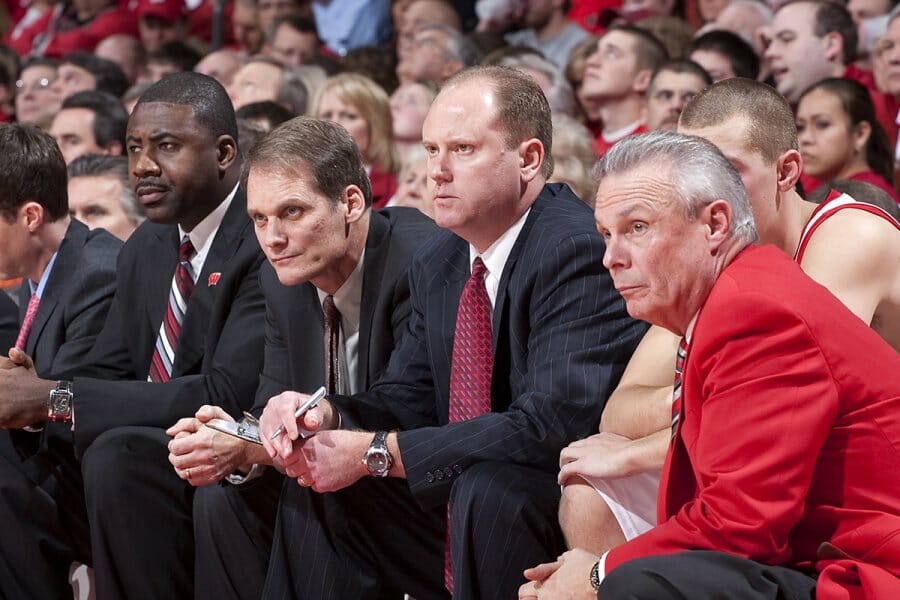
[67,154,145,241]
[397,23,482,85]
[519,130,900,599]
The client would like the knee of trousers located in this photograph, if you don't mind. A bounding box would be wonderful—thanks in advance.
[599,555,682,599]
[81,426,169,504]
[448,461,554,527]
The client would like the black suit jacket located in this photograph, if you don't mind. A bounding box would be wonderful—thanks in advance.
[19,219,121,376]
[332,184,648,509]
[252,207,437,412]
[67,190,267,456]
[0,292,18,353]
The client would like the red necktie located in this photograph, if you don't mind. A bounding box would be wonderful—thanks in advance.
[148,236,195,383]
[670,337,688,440]
[445,257,493,593]
[14,293,41,350]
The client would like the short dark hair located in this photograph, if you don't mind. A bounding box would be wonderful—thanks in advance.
[235,101,294,130]
[444,65,554,178]
[147,41,202,72]
[244,116,373,208]
[650,59,713,90]
[688,30,759,80]
[60,52,129,98]
[810,0,857,65]
[135,72,239,143]
[0,123,68,222]
[266,14,319,44]
[607,24,669,72]
[61,90,129,151]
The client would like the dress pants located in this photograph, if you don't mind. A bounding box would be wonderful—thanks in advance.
[0,427,91,600]
[263,461,567,600]
[193,467,283,600]
[82,426,195,600]
[600,550,818,599]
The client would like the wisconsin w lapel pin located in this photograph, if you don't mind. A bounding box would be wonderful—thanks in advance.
[208,272,221,286]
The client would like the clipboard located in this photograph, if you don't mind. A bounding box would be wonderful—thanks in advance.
[206,417,263,445]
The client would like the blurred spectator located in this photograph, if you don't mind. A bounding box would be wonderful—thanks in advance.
[396,0,462,62]
[232,0,264,54]
[228,56,308,114]
[504,0,592,69]
[14,57,61,127]
[582,25,668,156]
[397,22,481,84]
[7,0,138,58]
[136,0,188,53]
[389,154,432,216]
[140,40,202,83]
[312,0,392,56]
[796,77,898,202]
[645,59,711,130]
[500,51,578,115]
[687,29,759,81]
[94,35,147,86]
[549,113,599,207]
[49,90,128,163]
[389,79,436,159]
[194,48,244,87]
[340,44,400,94]
[635,14,695,57]
[699,0,771,57]
[564,35,602,124]
[53,52,129,100]
[236,117,268,161]
[67,154,144,240]
[263,15,321,66]
[235,99,295,129]
[314,72,400,208]
[122,81,153,113]
[258,0,310,40]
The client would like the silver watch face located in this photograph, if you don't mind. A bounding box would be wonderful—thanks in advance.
[366,450,389,472]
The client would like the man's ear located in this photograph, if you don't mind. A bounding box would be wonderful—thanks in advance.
[705,199,733,252]
[518,138,544,181]
[216,135,238,172]
[776,149,802,192]
[822,31,844,63]
[341,184,368,223]
[22,201,46,232]
[633,68,653,94]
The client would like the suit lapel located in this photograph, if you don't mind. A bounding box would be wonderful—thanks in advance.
[357,211,389,391]
[174,190,249,375]
[25,220,88,356]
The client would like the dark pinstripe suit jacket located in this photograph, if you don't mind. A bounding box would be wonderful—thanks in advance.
[0,291,19,354]
[64,190,267,456]
[332,184,648,509]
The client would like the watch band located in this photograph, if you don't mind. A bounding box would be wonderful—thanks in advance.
[589,559,601,592]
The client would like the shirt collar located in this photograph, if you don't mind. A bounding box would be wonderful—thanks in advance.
[178,183,238,258]
[29,250,59,299]
[317,249,365,337]
[468,207,531,280]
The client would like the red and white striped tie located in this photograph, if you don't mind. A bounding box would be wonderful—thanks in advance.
[148,236,195,383]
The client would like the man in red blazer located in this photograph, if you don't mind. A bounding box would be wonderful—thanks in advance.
[519,130,900,599]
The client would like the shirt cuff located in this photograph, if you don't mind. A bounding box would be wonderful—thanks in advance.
[597,551,609,587]
[225,463,266,485]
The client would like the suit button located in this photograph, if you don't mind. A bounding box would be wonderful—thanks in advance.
[453,464,462,474]
[425,472,434,483]
[443,467,454,478]
[435,469,445,480]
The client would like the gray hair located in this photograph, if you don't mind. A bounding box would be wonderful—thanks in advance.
[500,52,576,117]
[890,3,900,26]
[419,23,482,68]
[594,131,758,244]
[67,154,146,226]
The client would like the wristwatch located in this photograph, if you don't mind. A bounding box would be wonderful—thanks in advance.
[589,559,601,592]
[362,431,392,477]
[48,380,73,423]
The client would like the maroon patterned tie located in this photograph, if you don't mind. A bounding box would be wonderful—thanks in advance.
[322,295,341,395]
[670,337,689,440]
[445,257,493,593]
[14,293,41,350]
[148,236,195,383]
